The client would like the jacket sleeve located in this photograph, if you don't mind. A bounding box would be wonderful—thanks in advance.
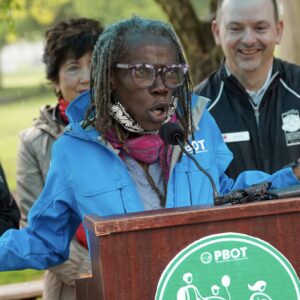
[16,131,46,223]
[0,152,81,271]
[0,164,20,235]
[219,166,300,195]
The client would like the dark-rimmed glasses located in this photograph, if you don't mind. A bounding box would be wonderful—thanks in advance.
[115,63,188,88]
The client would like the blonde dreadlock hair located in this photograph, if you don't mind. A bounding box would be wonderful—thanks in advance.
[85,16,194,144]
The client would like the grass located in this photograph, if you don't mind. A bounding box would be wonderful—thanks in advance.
[0,85,50,102]
[2,66,46,88]
[0,270,44,285]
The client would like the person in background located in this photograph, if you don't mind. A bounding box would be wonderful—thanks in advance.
[195,0,300,179]
[0,15,299,276]
[0,163,20,235]
[16,17,103,300]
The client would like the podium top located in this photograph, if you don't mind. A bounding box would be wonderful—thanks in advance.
[84,198,300,236]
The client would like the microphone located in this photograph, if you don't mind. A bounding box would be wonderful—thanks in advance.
[159,123,219,203]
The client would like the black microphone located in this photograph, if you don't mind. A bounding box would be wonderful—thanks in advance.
[159,123,219,203]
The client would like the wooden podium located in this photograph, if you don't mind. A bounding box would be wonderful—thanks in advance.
[75,198,300,299]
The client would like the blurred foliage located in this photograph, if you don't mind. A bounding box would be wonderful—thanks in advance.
[191,0,212,19]
[0,0,21,43]
[0,0,212,45]
[73,0,167,25]
[28,0,70,25]
[0,0,167,45]
[0,0,75,44]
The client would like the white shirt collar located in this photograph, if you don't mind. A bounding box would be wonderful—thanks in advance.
[225,65,273,106]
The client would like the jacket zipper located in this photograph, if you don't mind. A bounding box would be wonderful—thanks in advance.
[253,105,260,127]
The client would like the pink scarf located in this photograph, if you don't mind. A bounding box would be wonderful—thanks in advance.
[106,115,176,180]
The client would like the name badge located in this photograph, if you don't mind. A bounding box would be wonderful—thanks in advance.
[222,131,250,143]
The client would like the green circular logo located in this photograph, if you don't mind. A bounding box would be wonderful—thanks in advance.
[155,233,300,300]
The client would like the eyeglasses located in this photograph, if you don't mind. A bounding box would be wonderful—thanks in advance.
[115,63,188,88]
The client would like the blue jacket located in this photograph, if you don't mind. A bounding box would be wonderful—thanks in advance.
[0,91,298,270]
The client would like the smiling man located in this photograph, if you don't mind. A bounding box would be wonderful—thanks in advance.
[195,0,300,179]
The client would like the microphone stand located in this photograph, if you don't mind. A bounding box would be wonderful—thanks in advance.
[174,136,220,203]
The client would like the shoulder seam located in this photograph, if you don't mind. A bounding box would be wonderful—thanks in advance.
[208,81,225,111]
[279,79,300,98]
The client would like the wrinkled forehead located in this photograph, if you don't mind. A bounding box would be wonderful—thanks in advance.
[124,33,175,51]
[118,32,176,58]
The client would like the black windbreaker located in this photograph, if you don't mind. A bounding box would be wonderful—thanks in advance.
[195,58,300,179]
[0,164,20,235]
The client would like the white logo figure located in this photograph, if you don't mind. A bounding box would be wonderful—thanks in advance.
[205,275,231,300]
[177,272,205,300]
[248,280,272,300]
[177,273,232,300]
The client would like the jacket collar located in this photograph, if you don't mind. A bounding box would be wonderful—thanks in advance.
[33,104,65,138]
[64,90,100,142]
[66,90,91,124]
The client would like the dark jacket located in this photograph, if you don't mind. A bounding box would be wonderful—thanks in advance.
[195,58,300,179]
[0,164,20,235]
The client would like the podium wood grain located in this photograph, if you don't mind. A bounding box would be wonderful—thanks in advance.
[75,198,300,300]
